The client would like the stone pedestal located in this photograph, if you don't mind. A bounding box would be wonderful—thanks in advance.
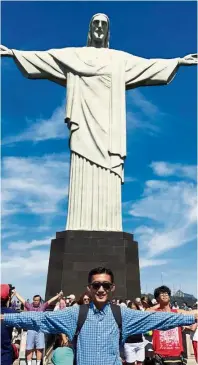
[45,230,141,300]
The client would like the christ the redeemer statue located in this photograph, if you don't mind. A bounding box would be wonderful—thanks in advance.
[1,13,197,232]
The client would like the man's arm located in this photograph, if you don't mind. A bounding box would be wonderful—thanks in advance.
[12,290,26,306]
[47,291,63,305]
[146,304,160,312]
[2,305,79,340]
[122,307,196,339]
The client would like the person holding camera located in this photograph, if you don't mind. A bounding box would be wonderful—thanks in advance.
[1,284,18,365]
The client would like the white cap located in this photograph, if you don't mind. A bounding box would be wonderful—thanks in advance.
[69,294,76,300]
[135,297,141,303]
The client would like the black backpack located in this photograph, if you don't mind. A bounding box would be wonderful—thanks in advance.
[73,303,123,364]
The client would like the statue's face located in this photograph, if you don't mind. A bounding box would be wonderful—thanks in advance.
[91,14,108,45]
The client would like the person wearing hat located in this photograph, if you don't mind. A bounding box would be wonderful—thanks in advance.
[1,284,17,365]
[135,298,144,311]
[67,294,76,307]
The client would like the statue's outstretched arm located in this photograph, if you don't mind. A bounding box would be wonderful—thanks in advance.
[125,52,197,90]
[0,44,67,86]
[0,45,14,57]
[179,53,198,66]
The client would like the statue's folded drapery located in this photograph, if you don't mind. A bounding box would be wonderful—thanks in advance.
[12,47,179,230]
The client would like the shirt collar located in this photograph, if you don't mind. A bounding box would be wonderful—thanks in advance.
[90,301,110,314]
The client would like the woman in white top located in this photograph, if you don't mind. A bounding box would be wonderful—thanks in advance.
[124,302,145,365]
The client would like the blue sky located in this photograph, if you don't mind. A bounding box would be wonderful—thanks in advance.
[1,1,197,300]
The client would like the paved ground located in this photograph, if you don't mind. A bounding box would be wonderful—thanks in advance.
[187,359,196,365]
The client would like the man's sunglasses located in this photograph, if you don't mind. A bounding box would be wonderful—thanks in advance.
[90,281,113,291]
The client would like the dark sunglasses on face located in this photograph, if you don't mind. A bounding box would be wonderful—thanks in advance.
[90,281,113,291]
[83,297,90,302]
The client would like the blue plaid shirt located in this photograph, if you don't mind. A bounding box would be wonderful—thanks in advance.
[4,302,195,365]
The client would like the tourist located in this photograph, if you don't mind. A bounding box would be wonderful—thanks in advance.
[127,301,139,310]
[135,298,144,311]
[151,285,188,364]
[11,300,17,311]
[67,294,76,306]
[12,289,63,365]
[44,296,68,365]
[141,296,152,310]
[181,302,189,311]
[119,299,127,307]
[51,345,74,365]
[1,268,198,365]
[172,301,180,310]
[77,292,91,305]
[151,299,157,306]
[124,301,145,365]
[111,298,117,305]
[1,284,18,365]
[54,298,66,311]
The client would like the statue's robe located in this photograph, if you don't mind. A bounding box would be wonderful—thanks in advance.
[12,47,179,231]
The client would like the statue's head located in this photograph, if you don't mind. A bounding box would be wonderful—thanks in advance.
[87,13,110,48]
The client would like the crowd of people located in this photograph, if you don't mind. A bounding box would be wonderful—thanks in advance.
[1,267,198,365]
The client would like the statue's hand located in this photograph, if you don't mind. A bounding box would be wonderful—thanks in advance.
[0,45,13,57]
[179,53,198,66]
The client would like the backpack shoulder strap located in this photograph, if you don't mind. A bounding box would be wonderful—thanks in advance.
[76,304,89,335]
[73,304,89,365]
[110,303,122,336]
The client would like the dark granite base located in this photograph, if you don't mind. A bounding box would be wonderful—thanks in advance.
[45,230,141,300]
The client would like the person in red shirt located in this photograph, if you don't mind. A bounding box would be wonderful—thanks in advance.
[148,285,187,365]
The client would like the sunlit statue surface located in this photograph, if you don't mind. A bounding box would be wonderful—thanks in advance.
[1,13,197,231]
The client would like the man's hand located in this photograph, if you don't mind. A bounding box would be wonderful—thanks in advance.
[1,314,4,320]
[0,45,13,57]
[179,53,198,66]
[58,290,63,298]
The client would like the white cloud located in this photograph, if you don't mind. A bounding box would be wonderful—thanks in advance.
[2,104,67,145]
[126,89,164,135]
[128,89,161,118]
[129,164,197,257]
[140,258,169,269]
[2,153,69,216]
[124,176,137,183]
[1,249,49,276]
[1,249,50,298]
[151,161,197,181]
[8,238,52,251]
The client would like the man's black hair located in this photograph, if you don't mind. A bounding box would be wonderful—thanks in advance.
[33,294,42,300]
[88,267,114,284]
[154,285,171,300]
